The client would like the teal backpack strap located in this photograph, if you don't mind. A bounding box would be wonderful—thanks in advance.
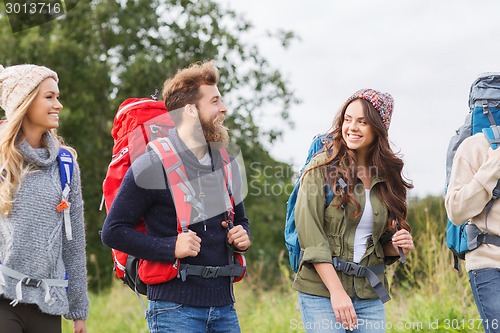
[57,148,74,240]
[482,126,500,150]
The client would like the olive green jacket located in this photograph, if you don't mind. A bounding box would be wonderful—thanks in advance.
[292,152,390,300]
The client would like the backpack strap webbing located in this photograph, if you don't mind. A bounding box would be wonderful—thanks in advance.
[333,257,390,304]
[178,263,245,281]
[394,217,406,264]
[483,126,500,150]
[57,148,74,241]
[218,148,243,302]
[148,138,194,232]
[483,101,498,127]
[476,233,500,247]
[0,263,68,307]
[483,179,500,234]
[219,148,235,226]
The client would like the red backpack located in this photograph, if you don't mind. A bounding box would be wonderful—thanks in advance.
[102,97,246,295]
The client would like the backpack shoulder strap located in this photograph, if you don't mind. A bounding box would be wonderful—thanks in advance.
[482,126,500,150]
[219,148,235,226]
[57,148,74,241]
[58,148,74,188]
[147,138,193,233]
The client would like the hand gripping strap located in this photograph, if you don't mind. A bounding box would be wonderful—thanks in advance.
[218,152,247,285]
[57,148,74,240]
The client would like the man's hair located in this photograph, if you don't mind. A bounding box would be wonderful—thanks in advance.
[162,61,219,124]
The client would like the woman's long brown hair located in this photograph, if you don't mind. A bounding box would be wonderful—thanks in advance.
[305,98,413,231]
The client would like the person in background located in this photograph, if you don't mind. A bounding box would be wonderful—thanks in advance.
[0,64,88,333]
[445,112,500,333]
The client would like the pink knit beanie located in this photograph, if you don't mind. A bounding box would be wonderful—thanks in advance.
[347,88,394,131]
[0,64,59,120]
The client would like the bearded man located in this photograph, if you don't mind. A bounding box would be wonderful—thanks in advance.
[101,61,250,333]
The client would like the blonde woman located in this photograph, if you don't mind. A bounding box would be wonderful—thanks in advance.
[0,64,88,333]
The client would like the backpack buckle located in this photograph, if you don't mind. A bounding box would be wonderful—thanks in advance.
[333,258,366,278]
[22,277,42,288]
[56,199,70,212]
[343,262,365,277]
[201,266,219,278]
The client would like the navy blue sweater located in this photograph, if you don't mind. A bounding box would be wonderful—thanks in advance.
[101,130,250,307]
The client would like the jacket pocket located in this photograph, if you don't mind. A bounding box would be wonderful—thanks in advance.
[324,204,345,235]
[327,234,343,257]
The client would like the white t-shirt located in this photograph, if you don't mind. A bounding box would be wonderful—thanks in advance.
[353,189,374,263]
[198,152,211,166]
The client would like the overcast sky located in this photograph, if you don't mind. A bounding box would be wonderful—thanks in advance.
[217,0,500,198]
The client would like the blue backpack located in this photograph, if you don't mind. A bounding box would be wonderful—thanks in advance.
[445,72,500,270]
[284,133,337,273]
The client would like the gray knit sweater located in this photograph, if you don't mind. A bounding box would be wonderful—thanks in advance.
[0,132,89,320]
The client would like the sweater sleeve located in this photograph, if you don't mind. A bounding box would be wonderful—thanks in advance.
[295,156,332,264]
[62,161,89,321]
[445,134,500,225]
[100,152,177,263]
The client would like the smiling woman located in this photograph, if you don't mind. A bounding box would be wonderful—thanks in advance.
[0,64,89,333]
[292,88,414,333]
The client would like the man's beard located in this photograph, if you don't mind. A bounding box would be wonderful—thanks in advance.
[199,114,229,148]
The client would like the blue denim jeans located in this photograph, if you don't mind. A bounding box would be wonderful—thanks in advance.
[469,268,500,333]
[298,292,386,333]
[146,300,240,333]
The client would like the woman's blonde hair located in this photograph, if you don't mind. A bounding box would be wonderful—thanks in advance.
[0,84,76,216]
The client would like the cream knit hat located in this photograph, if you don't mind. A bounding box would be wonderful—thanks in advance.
[0,64,59,120]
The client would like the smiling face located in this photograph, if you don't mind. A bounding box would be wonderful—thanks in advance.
[195,84,229,143]
[341,99,375,157]
[22,78,62,136]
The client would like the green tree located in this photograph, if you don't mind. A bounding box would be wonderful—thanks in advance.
[0,0,299,290]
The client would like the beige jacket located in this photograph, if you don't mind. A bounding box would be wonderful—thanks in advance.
[445,133,500,271]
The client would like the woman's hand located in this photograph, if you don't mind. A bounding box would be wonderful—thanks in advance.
[390,228,414,254]
[329,288,358,331]
[383,220,414,256]
[73,320,86,333]
[313,262,357,331]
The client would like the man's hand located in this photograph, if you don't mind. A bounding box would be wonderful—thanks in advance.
[175,230,201,258]
[221,221,251,251]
